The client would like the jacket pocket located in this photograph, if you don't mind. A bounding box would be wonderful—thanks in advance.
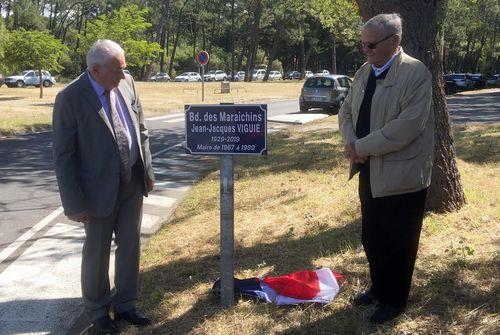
[383,138,421,162]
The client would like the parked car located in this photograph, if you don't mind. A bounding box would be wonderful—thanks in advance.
[235,71,246,81]
[5,70,56,88]
[314,69,330,76]
[486,74,500,87]
[469,73,486,89]
[0,73,4,87]
[443,75,458,95]
[299,74,352,114]
[285,71,301,80]
[252,69,266,81]
[149,72,171,82]
[204,70,227,81]
[269,71,282,80]
[175,72,202,82]
[449,73,473,90]
[305,71,314,78]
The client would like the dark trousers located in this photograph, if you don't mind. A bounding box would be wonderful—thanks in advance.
[359,169,427,307]
[81,162,144,321]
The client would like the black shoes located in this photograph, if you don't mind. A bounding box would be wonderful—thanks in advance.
[369,303,405,324]
[92,315,118,334]
[352,290,375,306]
[352,290,405,324]
[115,308,151,326]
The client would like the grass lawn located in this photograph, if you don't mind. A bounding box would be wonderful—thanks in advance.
[131,119,499,334]
[0,80,303,135]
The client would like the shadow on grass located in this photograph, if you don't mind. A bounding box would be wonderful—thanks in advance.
[234,129,344,178]
[448,91,500,124]
[29,102,54,107]
[138,215,362,334]
[277,256,499,335]
[0,96,24,102]
[453,124,500,164]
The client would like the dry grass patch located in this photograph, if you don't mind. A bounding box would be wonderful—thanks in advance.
[0,81,302,135]
[132,120,499,334]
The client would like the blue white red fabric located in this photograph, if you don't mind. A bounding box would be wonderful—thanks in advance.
[214,268,344,305]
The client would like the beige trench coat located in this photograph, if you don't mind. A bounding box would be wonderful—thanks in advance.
[338,49,434,197]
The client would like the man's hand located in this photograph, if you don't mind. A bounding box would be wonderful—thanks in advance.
[344,142,367,164]
[147,179,155,192]
[67,211,87,223]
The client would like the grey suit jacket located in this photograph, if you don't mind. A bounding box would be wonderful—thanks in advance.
[53,72,154,218]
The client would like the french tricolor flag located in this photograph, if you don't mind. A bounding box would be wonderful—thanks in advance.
[213,268,344,305]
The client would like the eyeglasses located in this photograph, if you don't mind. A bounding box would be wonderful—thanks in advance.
[361,33,395,50]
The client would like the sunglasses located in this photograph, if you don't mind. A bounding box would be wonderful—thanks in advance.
[361,33,395,50]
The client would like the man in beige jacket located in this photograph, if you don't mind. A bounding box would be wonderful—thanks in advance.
[339,13,434,324]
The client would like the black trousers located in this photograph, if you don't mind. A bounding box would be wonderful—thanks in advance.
[359,168,427,307]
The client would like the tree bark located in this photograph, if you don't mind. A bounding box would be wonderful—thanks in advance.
[356,0,466,213]
[168,1,188,76]
[246,0,262,82]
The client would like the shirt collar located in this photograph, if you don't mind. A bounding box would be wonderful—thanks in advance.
[87,70,107,97]
[371,47,401,77]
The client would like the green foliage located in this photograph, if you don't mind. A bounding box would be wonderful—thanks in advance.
[7,0,45,30]
[443,0,499,73]
[79,5,161,69]
[4,29,68,73]
[0,20,7,73]
[2,0,496,79]
[308,0,362,46]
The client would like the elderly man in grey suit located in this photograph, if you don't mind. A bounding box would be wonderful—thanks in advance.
[53,39,154,333]
[339,14,434,324]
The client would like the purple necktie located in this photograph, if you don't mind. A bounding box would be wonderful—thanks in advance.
[106,89,131,184]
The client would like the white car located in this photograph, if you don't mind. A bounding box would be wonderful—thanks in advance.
[252,69,266,81]
[204,70,227,81]
[5,70,56,88]
[149,72,171,82]
[235,71,246,81]
[314,70,330,76]
[305,71,314,78]
[269,71,282,80]
[175,72,202,82]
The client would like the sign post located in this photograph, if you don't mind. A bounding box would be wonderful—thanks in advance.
[185,104,267,307]
[219,154,234,307]
[196,50,210,102]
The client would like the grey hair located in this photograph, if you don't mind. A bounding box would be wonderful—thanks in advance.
[363,13,402,38]
[86,39,125,69]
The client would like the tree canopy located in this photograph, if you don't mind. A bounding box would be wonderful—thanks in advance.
[0,0,497,80]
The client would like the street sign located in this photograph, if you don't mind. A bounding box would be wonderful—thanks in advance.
[185,104,267,155]
[196,50,210,66]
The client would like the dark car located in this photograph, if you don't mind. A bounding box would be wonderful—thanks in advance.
[299,74,352,114]
[469,73,486,89]
[0,73,4,87]
[285,71,301,80]
[443,75,458,95]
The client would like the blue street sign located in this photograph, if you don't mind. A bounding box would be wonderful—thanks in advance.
[185,104,267,155]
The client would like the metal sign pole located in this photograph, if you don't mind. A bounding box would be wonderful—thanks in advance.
[220,154,234,307]
[201,65,205,102]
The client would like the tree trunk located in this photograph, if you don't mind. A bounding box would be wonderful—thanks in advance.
[264,21,281,82]
[230,0,235,80]
[38,69,43,99]
[168,1,187,76]
[246,0,262,82]
[356,0,466,213]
